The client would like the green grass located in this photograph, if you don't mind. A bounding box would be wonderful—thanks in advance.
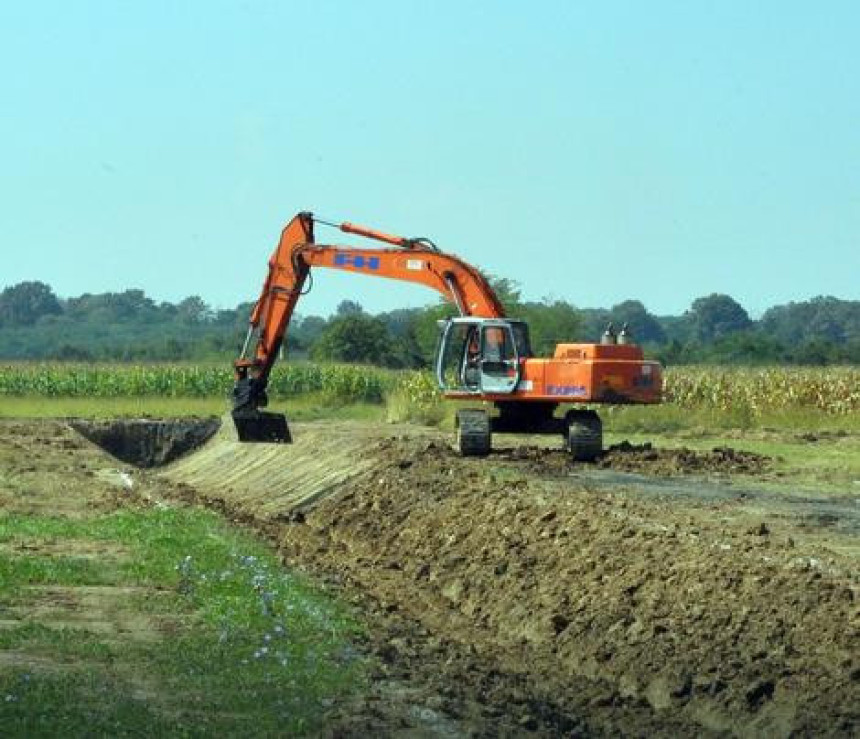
[0,671,188,738]
[0,393,386,423]
[603,405,860,493]
[0,396,226,418]
[606,429,860,491]
[602,403,860,435]
[0,507,365,737]
[0,550,115,588]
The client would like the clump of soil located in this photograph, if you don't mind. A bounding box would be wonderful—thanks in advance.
[70,418,220,468]
[498,441,771,476]
[599,440,771,475]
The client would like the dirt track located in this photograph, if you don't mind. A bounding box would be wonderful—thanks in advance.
[4,419,860,736]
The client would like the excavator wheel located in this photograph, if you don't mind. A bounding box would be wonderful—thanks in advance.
[566,409,602,462]
[456,409,491,457]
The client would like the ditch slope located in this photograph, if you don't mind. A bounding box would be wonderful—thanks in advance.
[161,420,860,737]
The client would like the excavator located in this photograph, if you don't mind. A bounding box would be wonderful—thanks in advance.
[231,212,662,459]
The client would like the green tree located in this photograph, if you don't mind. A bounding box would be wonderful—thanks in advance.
[608,300,666,344]
[576,308,611,342]
[177,296,213,324]
[310,313,397,365]
[336,300,364,316]
[517,300,580,356]
[687,293,752,343]
[761,296,860,346]
[377,308,426,368]
[0,281,62,326]
[55,343,94,361]
[66,289,158,323]
[410,302,456,364]
[487,277,522,312]
[291,315,328,354]
[702,331,786,365]
[655,339,691,366]
[760,295,860,345]
[657,314,695,344]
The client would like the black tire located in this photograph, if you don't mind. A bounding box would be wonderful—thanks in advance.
[456,409,491,457]
[566,410,602,461]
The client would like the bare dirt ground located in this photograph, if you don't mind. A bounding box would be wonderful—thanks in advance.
[3,419,859,737]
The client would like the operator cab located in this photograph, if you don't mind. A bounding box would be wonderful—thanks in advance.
[435,318,531,395]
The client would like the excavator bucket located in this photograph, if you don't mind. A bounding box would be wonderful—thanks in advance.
[231,410,292,443]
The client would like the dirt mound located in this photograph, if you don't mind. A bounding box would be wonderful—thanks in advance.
[599,441,771,475]
[268,437,858,736]
[497,441,771,477]
[70,418,220,468]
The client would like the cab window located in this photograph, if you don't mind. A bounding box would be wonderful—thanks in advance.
[481,325,515,376]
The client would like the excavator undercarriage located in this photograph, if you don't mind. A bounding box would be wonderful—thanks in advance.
[455,404,603,460]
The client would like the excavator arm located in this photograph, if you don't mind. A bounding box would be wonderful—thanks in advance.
[231,212,505,441]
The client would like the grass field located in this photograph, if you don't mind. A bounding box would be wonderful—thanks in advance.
[0,505,364,736]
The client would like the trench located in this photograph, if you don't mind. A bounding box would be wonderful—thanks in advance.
[69,418,221,468]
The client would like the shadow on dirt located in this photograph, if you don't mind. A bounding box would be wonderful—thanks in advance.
[69,418,220,468]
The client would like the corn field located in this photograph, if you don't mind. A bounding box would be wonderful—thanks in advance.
[392,367,860,417]
[1,363,858,416]
[0,363,393,403]
[663,366,860,416]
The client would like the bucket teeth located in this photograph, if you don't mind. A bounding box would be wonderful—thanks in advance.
[231,410,291,443]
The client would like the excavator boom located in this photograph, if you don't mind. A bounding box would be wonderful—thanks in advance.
[231,212,506,441]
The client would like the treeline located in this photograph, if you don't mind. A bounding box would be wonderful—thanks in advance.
[1,280,859,366]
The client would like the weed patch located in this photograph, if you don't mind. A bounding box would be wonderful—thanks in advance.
[0,506,365,736]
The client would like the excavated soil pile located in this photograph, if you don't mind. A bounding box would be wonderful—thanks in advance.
[497,441,771,477]
[599,441,772,476]
[259,437,858,737]
[70,418,220,468]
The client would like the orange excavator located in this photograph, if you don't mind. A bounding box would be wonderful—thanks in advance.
[232,212,662,459]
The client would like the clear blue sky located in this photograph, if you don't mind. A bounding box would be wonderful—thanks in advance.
[2,1,858,318]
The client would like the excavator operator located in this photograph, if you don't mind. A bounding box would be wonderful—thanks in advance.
[463,327,481,390]
[482,326,511,376]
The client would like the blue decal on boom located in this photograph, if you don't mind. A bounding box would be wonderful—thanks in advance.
[547,384,587,397]
[334,253,380,271]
